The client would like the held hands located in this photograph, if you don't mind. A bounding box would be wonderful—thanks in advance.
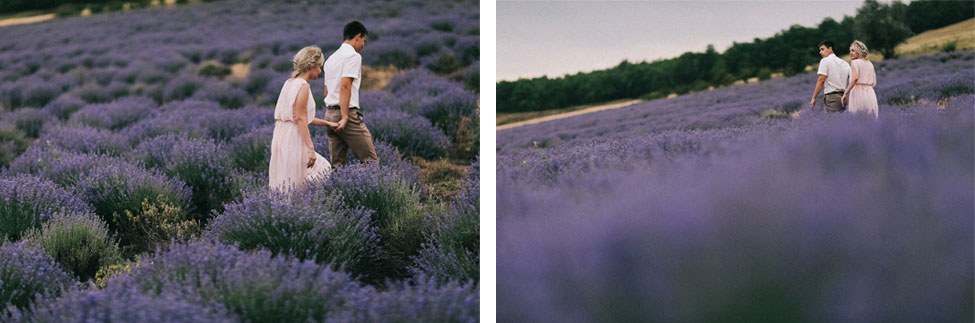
[334,118,348,132]
[841,94,848,106]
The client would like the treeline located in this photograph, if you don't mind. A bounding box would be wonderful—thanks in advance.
[497,0,974,113]
[0,0,223,14]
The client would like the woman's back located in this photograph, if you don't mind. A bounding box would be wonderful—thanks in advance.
[852,59,876,85]
[274,78,315,123]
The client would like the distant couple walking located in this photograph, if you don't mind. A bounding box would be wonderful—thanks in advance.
[809,40,878,118]
[269,21,379,191]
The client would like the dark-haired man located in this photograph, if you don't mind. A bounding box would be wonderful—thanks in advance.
[322,20,379,167]
[809,41,851,113]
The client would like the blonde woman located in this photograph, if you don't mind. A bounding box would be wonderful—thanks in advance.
[842,40,879,118]
[269,46,338,191]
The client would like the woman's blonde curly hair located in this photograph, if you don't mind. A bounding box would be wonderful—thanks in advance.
[292,46,324,78]
[850,40,869,59]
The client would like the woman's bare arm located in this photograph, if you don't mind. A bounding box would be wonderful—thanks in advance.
[293,84,317,166]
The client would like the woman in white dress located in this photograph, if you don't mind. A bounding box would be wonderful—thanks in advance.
[269,46,338,191]
[842,40,879,118]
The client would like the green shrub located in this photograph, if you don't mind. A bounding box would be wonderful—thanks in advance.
[198,60,232,78]
[54,4,81,17]
[23,212,122,281]
[112,197,200,259]
[0,127,28,168]
[425,51,461,75]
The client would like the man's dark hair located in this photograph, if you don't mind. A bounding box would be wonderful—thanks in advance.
[343,21,368,40]
[818,40,834,49]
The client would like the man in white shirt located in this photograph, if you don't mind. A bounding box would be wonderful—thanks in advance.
[322,20,379,167]
[809,40,851,113]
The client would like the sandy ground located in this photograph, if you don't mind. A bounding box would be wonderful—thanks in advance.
[0,14,54,27]
[496,99,643,131]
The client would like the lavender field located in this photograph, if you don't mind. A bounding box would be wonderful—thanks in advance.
[498,52,974,322]
[0,0,478,321]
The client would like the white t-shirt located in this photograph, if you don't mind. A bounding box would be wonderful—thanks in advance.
[817,53,850,94]
[323,43,362,108]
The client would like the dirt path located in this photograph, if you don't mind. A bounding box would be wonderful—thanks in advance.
[496,99,643,130]
[0,14,54,27]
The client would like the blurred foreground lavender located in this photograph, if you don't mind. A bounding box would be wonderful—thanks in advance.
[497,52,974,322]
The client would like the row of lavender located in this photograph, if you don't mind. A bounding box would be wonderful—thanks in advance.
[498,51,974,154]
[0,0,478,321]
[497,52,974,321]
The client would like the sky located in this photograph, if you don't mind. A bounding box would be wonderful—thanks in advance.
[497,0,893,81]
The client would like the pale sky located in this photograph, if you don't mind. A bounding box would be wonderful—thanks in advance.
[498,0,895,81]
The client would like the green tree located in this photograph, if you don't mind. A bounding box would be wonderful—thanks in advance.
[853,0,913,59]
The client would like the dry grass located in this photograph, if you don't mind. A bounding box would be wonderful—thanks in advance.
[411,157,469,203]
[229,63,251,80]
[896,18,975,57]
[361,65,399,91]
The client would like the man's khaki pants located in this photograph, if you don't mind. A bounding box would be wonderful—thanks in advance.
[325,109,379,167]
[824,92,846,113]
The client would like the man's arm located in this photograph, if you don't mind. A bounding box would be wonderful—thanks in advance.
[335,77,353,132]
[810,74,827,110]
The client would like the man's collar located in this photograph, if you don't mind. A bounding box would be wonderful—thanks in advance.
[340,42,354,51]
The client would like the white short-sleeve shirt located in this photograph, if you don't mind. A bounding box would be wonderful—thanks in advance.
[323,43,362,108]
[817,53,850,94]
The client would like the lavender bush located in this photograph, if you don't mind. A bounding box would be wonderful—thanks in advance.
[5,108,55,138]
[68,96,158,131]
[229,125,272,173]
[22,212,121,282]
[130,133,239,219]
[312,162,429,281]
[8,284,236,323]
[341,275,480,322]
[41,95,86,121]
[0,175,93,241]
[0,242,74,311]
[120,241,368,322]
[205,188,380,282]
[38,124,129,156]
[366,108,450,159]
